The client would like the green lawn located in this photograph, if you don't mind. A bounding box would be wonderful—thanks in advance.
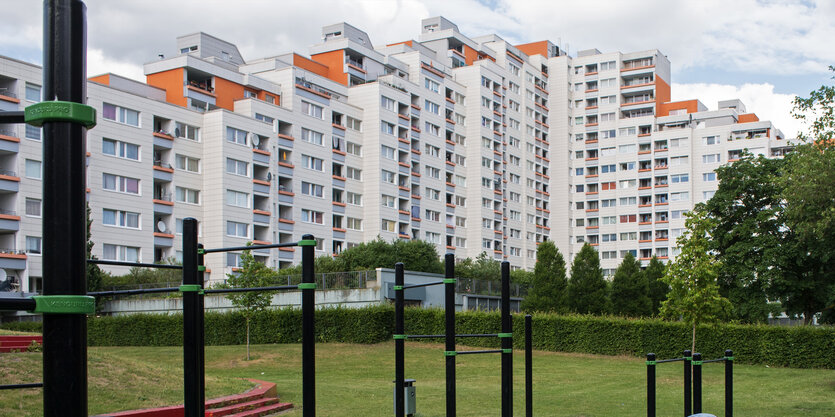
[2,343,833,416]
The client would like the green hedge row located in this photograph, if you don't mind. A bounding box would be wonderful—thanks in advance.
[3,306,833,368]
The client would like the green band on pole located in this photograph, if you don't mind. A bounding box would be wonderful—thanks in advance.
[297,283,317,290]
[444,351,457,356]
[443,278,456,284]
[393,334,407,340]
[725,356,734,361]
[502,348,512,354]
[25,101,97,128]
[497,333,512,338]
[691,360,703,366]
[197,248,205,255]
[179,284,203,295]
[393,285,404,291]
[197,265,206,272]
[646,360,657,365]
[297,239,317,246]
[30,295,95,314]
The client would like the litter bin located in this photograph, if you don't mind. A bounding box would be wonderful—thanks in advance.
[393,378,416,416]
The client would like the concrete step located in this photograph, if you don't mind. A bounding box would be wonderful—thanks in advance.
[225,402,293,417]
[205,397,279,417]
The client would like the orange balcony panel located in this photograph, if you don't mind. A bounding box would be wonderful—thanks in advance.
[253,209,271,216]
[153,165,174,174]
[153,199,174,206]
[153,232,175,239]
[153,132,175,141]
[333,149,346,156]
[332,202,346,207]
[332,175,347,181]
[253,179,270,186]
[253,148,271,156]
[277,133,295,141]
[332,123,347,130]
[278,218,295,224]
[278,162,295,169]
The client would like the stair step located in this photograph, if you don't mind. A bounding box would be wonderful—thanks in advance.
[205,397,278,417]
[226,402,293,417]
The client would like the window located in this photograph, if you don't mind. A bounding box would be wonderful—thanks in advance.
[425,100,440,114]
[25,198,41,217]
[255,113,274,125]
[703,172,717,181]
[670,137,688,148]
[619,144,636,154]
[671,156,689,166]
[425,166,440,179]
[382,170,396,183]
[301,128,323,145]
[226,253,243,268]
[381,121,395,135]
[227,221,248,237]
[381,219,396,232]
[346,166,362,180]
[346,116,362,131]
[175,186,200,204]
[347,217,363,230]
[102,103,139,126]
[381,96,396,111]
[25,125,41,140]
[346,192,362,206]
[346,142,362,156]
[620,214,637,223]
[102,138,139,161]
[600,112,616,122]
[175,122,199,141]
[102,209,140,229]
[226,158,248,176]
[425,210,440,222]
[103,244,140,262]
[301,209,324,224]
[381,145,396,160]
[618,126,636,136]
[301,182,324,198]
[25,83,40,102]
[702,154,720,163]
[424,78,440,93]
[619,196,637,206]
[425,188,440,200]
[381,195,396,207]
[671,174,689,183]
[601,147,616,156]
[302,155,324,171]
[26,236,41,254]
[226,127,247,145]
[670,192,689,202]
[703,136,720,145]
[175,154,200,172]
[226,190,250,207]
[302,101,324,119]
[103,173,139,194]
[25,159,41,179]
[703,190,716,200]
[425,122,440,136]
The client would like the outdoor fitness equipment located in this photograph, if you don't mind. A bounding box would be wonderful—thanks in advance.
[646,349,734,417]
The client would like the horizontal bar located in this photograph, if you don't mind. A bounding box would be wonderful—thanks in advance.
[88,259,183,269]
[406,333,499,339]
[0,111,25,124]
[89,287,180,297]
[701,358,728,364]
[456,349,503,355]
[402,281,446,290]
[204,285,298,294]
[202,241,298,254]
[0,297,36,312]
[0,383,43,390]
[655,357,685,364]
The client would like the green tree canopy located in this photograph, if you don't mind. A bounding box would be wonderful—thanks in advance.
[644,256,668,316]
[522,241,568,313]
[223,248,278,360]
[457,252,501,281]
[335,237,443,273]
[610,252,651,317]
[567,243,608,315]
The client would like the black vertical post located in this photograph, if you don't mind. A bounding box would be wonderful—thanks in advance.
[301,234,316,417]
[182,218,203,417]
[394,263,405,417]
[725,350,733,417]
[500,261,512,417]
[197,243,206,403]
[693,352,702,414]
[646,353,656,417]
[41,1,88,415]
[444,253,456,417]
[683,350,692,417]
[525,314,532,417]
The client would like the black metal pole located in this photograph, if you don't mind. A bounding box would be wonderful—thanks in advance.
[500,261,512,417]
[692,352,702,414]
[646,353,656,417]
[41,1,88,415]
[182,218,203,417]
[197,243,206,407]
[301,234,315,417]
[725,349,733,417]
[444,253,456,417]
[525,314,532,417]
[683,349,691,417]
[395,262,405,417]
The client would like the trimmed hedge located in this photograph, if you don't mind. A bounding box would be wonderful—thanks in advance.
[3,306,833,368]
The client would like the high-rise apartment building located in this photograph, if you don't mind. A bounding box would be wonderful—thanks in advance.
[0,16,788,293]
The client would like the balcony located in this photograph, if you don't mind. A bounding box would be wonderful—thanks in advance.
[152,161,174,181]
[0,170,19,193]
[0,209,19,232]
[0,249,26,270]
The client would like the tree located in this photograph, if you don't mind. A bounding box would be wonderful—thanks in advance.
[609,252,651,317]
[86,203,104,294]
[335,237,443,274]
[223,248,278,360]
[522,241,568,313]
[457,252,501,281]
[567,243,608,314]
[660,210,732,352]
[644,256,668,316]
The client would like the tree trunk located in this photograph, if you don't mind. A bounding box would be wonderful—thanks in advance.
[804,309,815,325]
[691,323,696,353]
[246,318,250,361]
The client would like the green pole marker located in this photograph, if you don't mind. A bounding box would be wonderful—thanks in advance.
[197,265,206,272]
[297,283,317,290]
[197,248,206,255]
[30,295,95,314]
[393,285,404,291]
[393,334,407,340]
[497,333,513,338]
[444,351,457,357]
[179,284,204,295]
[297,239,317,246]
[443,278,456,284]
[646,360,657,365]
[24,101,97,128]
[691,360,703,366]
[502,348,512,354]
[725,356,734,361]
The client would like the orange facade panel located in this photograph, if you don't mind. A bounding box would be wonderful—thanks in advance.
[462,44,479,66]
[657,99,699,117]
[213,76,246,110]
[146,68,187,107]
[88,74,110,85]
[515,41,548,58]
[386,40,414,48]
[308,50,348,86]
[738,113,760,123]
[654,75,671,115]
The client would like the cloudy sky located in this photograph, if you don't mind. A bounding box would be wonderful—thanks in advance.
[2,0,833,138]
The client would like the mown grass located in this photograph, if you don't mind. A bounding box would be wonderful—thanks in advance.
[1,342,833,416]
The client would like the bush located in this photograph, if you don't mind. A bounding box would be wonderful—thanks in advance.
[3,306,833,368]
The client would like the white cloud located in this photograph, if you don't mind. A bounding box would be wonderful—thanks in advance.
[87,49,144,80]
[672,82,803,139]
